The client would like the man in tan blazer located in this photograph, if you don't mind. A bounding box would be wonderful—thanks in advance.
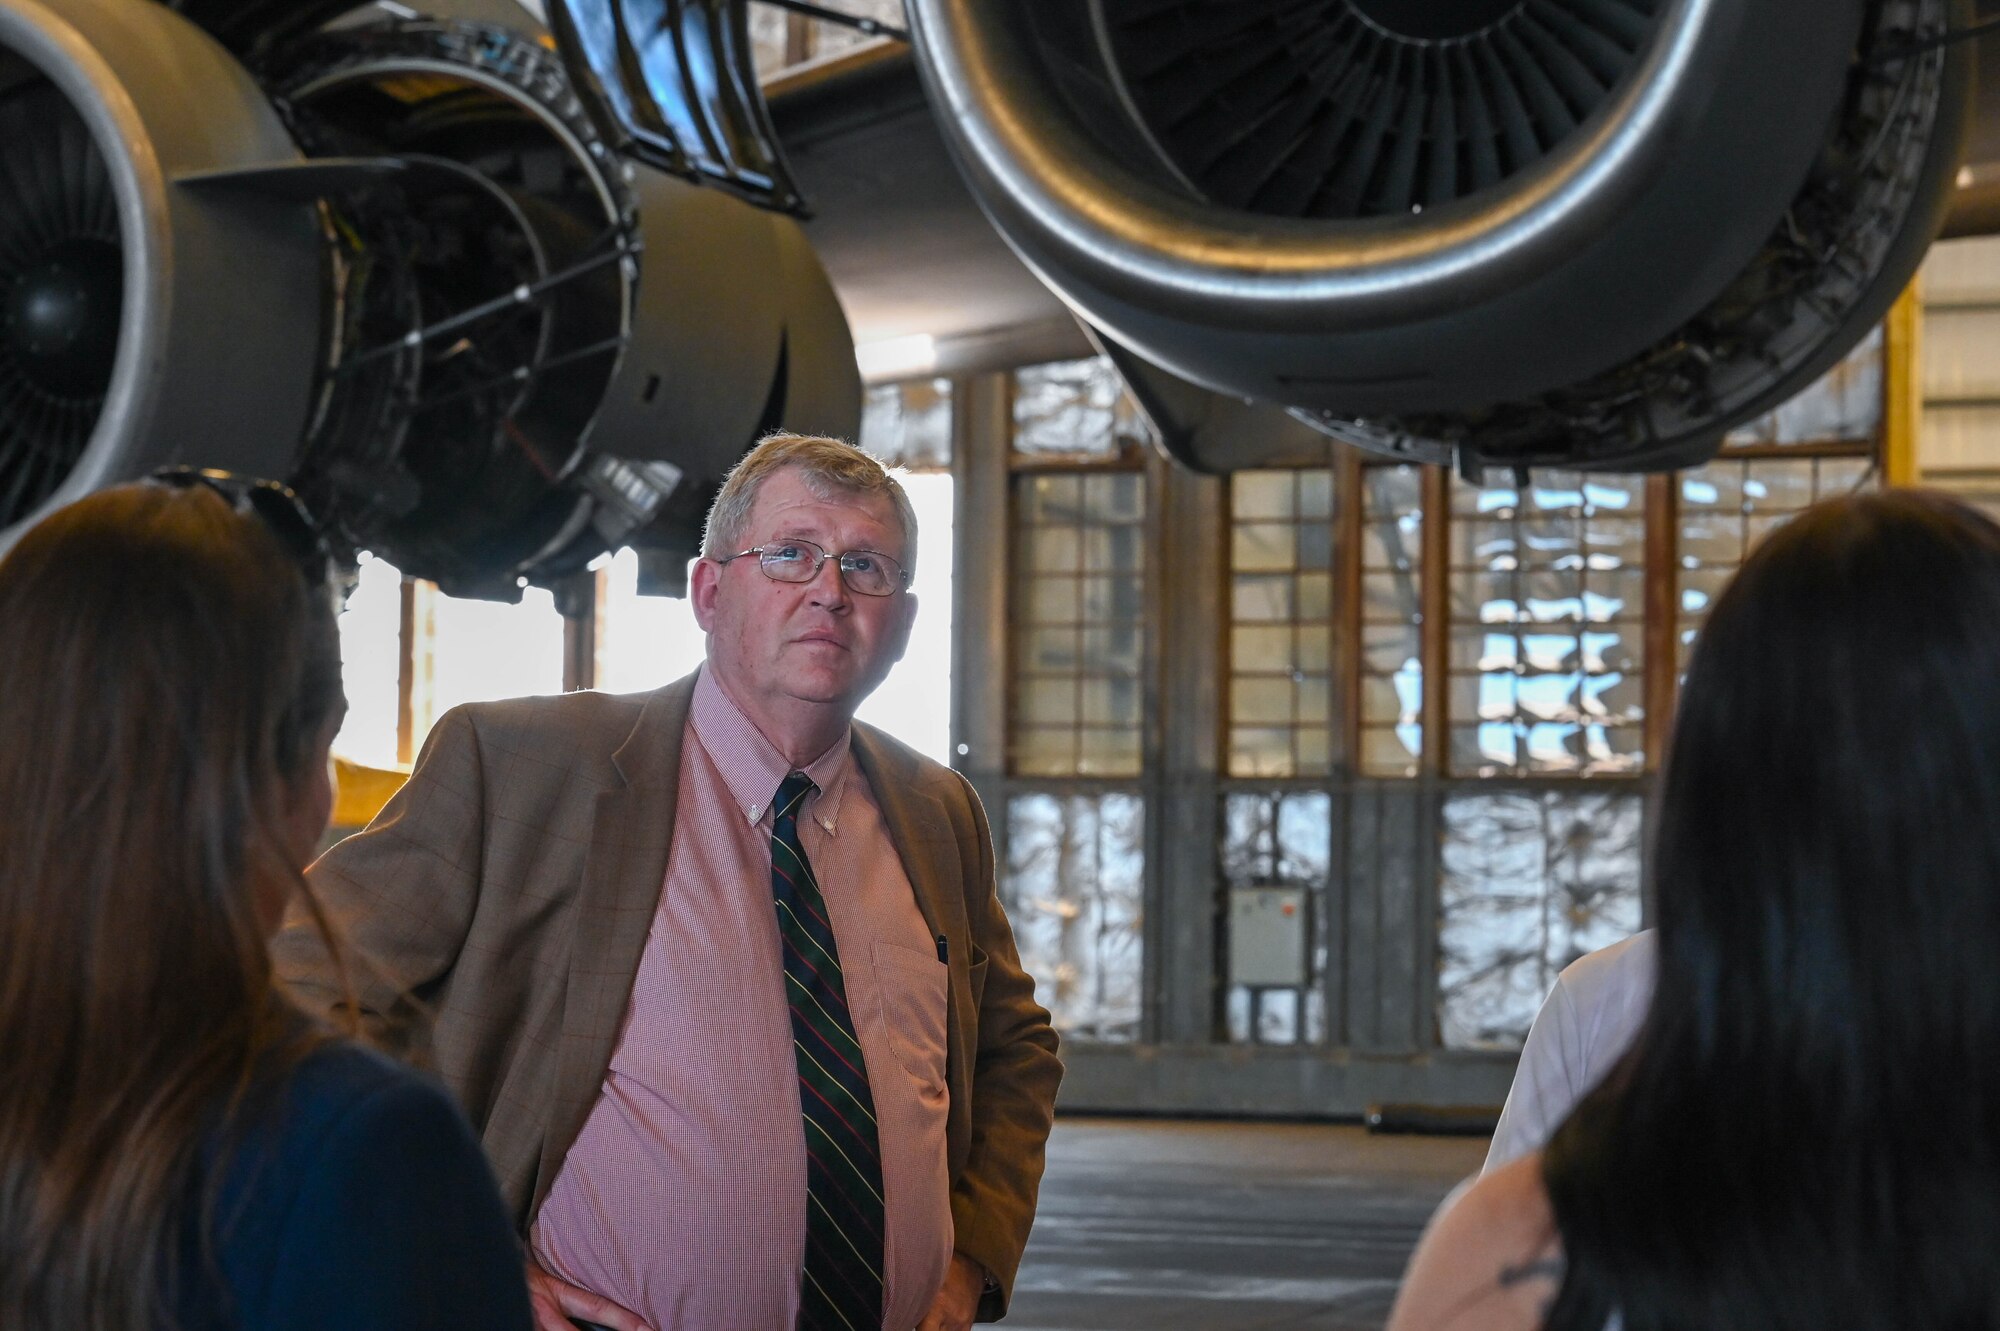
[277,434,1061,1331]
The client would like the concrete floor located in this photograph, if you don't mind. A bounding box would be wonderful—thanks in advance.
[1007,1119,1489,1331]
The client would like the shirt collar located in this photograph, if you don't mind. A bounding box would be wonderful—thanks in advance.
[690,666,851,835]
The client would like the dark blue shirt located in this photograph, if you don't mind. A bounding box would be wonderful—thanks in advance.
[176,1041,532,1331]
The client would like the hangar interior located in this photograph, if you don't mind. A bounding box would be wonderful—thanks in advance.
[310,3,2000,1121]
[335,259,1986,1109]
[8,2,2000,1327]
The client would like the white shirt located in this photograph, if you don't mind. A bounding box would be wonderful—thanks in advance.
[1483,930,1658,1173]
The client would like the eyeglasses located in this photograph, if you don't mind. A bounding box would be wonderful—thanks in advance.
[716,538,910,597]
[148,467,334,591]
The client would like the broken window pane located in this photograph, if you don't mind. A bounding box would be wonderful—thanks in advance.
[1437,790,1644,1050]
[1004,792,1146,1041]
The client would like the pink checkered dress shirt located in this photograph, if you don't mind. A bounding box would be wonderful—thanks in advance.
[531,669,954,1329]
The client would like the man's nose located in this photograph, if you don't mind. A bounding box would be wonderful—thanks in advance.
[806,554,851,607]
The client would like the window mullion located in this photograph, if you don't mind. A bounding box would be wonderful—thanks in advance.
[1419,464,1450,779]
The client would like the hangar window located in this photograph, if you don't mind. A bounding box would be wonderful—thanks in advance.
[1001,356,1152,1042]
[860,376,953,469]
[1011,357,1152,462]
[1675,453,1876,674]
[963,312,1896,1083]
[1003,791,1146,1042]
[1007,358,1149,778]
[1008,470,1147,777]
[422,582,569,742]
[1432,325,1884,1048]
[1437,789,1645,1050]
[596,549,705,697]
[331,561,566,774]
[1227,468,1336,778]
[1446,472,1648,778]
[1358,465,1427,777]
[1671,330,1883,680]
[330,550,405,772]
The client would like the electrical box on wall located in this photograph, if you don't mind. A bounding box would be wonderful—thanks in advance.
[1228,885,1309,987]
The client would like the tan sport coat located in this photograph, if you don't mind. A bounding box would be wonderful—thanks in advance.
[275,672,1062,1320]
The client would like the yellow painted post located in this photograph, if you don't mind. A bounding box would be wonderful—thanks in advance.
[1883,281,1922,488]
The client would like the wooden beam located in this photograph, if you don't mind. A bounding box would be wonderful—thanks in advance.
[1419,464,1450,778]
[1642,473,1678,770]
[1335,447,1363,774]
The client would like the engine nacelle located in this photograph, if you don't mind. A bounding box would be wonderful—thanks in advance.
[904,0,1972,474]
[0,0,858,596]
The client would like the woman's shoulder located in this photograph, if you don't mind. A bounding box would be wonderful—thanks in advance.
[1386,1154,1566,1331]
[208,1038,530,1330]
[224,1040,454,1167]
[276,1039,444,1116]
[1555,929,1657,1010]
[211,1039,461,1243]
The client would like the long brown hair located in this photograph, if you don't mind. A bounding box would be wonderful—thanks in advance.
[0,483,349,1329]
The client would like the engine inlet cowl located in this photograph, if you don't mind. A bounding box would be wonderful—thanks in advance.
[906,0,1971,474]
[0,0,322,535]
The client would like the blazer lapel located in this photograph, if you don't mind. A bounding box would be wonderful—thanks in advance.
[531,672,698,1217]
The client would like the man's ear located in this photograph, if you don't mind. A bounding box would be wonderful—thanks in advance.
[690,555,721,632]
[887,591,917,665]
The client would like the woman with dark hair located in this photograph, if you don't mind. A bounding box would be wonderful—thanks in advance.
[0,478,532,1331]
[1389,489,2000,1331]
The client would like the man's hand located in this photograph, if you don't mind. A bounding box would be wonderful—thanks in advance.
[916,1252,986,1331]
[525,1258,652,1331]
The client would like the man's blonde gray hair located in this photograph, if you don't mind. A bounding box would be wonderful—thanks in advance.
[702,432,918,572]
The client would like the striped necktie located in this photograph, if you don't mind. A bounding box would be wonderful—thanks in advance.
[770,771,885,1331]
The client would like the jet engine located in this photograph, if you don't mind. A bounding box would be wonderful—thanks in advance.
[899,0,1974,474]
[0,0,856,594]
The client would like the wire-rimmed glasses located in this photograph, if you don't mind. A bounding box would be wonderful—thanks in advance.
[716,537,910,597]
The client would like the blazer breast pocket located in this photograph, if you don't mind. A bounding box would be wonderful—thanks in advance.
[967,947,989,1007]
[872,938,949,1092]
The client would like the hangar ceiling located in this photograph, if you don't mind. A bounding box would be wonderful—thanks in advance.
[766,45,1084,369]
[1944,6,2000,234]
[1962,4,2000,159]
